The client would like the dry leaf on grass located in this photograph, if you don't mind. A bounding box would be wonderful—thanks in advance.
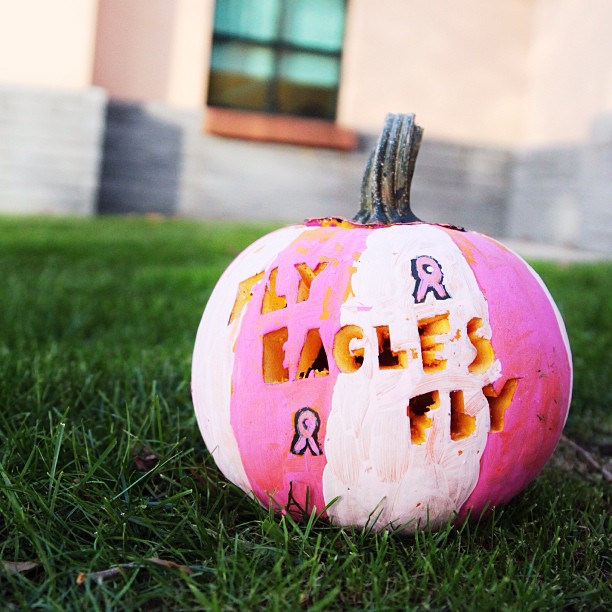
[147,556,193,575]
[1,560,39,574]
[132,445,160,472]
[76,563,138,585]
[76,557,193,585]
[561,434,612,482]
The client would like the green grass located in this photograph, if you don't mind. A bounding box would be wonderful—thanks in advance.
[0,216,610,610]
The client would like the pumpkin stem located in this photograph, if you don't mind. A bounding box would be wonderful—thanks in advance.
[354,113,423,225]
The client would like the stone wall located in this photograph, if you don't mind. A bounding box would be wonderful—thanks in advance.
[411,140,512,238]
[179,119,368,223]
[97,102,183,215]
[580,138,612,253]
[0,85,106,215]
[99,102,514,240]
[4,93,609,255]
[509,123,612,252]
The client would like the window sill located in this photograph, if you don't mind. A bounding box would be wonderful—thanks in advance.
[204,107,358,151]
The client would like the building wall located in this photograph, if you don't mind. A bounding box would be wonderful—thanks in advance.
[28,0,612,148]
[0,85,106,215]
[0,0,98,90]
[525,0,612,145]
[97,101,183,215]
[96,102,513,241]
[0,0,105,216]
[95,98,612,253]
[0,0,610,252]
[339,0,534,146]
[91,0,533,145]
[509,127,612,251]
[93,0,212,108]
[88,0,612,148]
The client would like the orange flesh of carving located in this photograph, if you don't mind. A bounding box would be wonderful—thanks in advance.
[450,390,476,441]
[261,267,287,314]
[320,285,333,321]
[228,271,264,324]
[342,252,361,302]
[467,317,494,373]
[376,325,408,369]
[308,217,360,229]
[418,313,450,372]
[295,262,328,302]
[484,378,519,432]
[262,327,289,383]
[408,391,440,444]
[333,325,364,373]
[297,329,329,379]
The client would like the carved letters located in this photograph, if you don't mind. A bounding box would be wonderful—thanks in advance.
[233,255,517,451]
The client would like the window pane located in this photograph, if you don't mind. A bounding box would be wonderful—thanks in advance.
[282,0,345,52]
[275,81,337,120]
[214,0,281,42]
[278,52,339,87]
[208,43,274,111]
[276,52,339,119]
[211,42,274,79]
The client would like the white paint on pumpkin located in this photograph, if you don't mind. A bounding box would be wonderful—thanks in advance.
[322,224,502,532]
[192,225,313,495]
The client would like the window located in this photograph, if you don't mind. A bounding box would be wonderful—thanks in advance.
[208,0,347,121]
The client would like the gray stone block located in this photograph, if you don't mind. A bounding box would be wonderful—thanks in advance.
[507,126,612,253]
[412,140,512,236]
[0,85,106,216]
[23,93,602,255]
[97,101,183,215]
[179,129,367,223]
[579,140,612,252]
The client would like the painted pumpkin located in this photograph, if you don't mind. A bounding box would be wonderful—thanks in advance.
[192,114,572,532]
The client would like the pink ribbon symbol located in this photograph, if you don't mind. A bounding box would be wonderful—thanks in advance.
[411,255,450,303]
[291,408,322,456]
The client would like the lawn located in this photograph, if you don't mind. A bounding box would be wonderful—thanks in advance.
[0,216,610,609]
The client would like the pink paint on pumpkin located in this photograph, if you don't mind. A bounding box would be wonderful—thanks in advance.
[230,226,370,514]
[442,229,572,518]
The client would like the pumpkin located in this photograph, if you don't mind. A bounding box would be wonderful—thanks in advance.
[191,114,572,532]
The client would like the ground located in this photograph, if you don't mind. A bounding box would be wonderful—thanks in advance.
[0,216,609,609]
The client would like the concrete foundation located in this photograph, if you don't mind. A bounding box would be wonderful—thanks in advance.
[2,90,610,255]
[96,101,612,254]
[0,85,106,216]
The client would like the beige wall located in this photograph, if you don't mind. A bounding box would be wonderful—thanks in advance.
[338,0,534,145]
[92,0,213,107]
[524,0,612,145]
[91,0,534,145]
[0,0,98,90]
[3,0,612,147]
